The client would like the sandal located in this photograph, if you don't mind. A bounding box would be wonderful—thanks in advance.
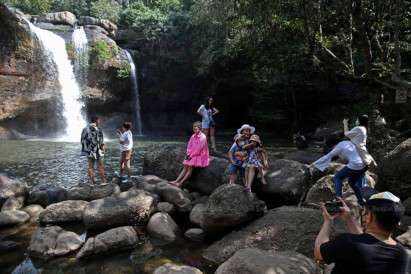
[246,187,252,192]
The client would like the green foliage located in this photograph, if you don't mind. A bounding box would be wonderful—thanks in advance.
[89,41,111,63]
[116,66,131,79]
[50,0,90,17]
[65,43,73,60]
[3,0,51,14]
[90,0,121,24]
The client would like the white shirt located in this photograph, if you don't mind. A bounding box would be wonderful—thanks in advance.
[313,141,366,171]
[120,131,133,152]
[199,105,214,121]
[344,126,367,150]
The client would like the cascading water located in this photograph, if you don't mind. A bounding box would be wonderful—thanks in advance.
[72,26,88,87]
[125,50,143,136]
[24,19,86,141]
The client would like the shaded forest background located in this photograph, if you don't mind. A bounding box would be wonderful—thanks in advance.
[4,0,411,135]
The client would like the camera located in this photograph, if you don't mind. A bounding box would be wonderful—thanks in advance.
[325,201,343,214]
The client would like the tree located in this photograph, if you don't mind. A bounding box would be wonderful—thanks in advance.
[91,0,121,23]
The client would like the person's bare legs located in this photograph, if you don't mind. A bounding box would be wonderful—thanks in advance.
[203,128,209,140]
[229,173,237,184]
[125,159,131,181]
[88,160,95,184]
[99,162,105,183]
[258,167,266,184]
[244,167,249,186]
[175,165,189,183]
[119,156,124,177]
[178,166,194,187]
[247,167,256,189]
[210,127,216,151]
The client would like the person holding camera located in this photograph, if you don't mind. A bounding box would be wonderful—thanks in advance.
[197,96,219,152]
[307,134,367,205]
[169,121,209,188]
[314,188,408,273]
[115,122,133,183]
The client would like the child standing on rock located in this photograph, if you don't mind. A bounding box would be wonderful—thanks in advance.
[243,135,268,191]
[228,134,249,185]
[169,121,209,188]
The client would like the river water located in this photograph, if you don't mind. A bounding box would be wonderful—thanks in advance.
[0,136,294,273]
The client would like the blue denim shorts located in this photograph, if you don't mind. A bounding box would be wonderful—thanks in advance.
[230,163,245,178]
[202,119,210,129]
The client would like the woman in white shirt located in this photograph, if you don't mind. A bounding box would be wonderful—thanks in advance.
[343,114,369,150]
[307,134,368,205]
[115,122,133,183]
[197,96,219,151]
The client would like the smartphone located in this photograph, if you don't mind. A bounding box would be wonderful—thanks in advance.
[325,201,343,214]
[116,129,121,134]
[184,155,190,160]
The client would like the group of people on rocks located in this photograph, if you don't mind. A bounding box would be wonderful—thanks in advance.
[79,108,408,273]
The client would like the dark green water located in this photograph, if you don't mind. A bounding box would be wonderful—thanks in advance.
[0,136,294,273]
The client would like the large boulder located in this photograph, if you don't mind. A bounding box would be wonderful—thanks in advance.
[39,200,88,224]
[189,204,205,227]
[203,206,347,264]
[284,150,323,165]
[83,188,158,230]
[253,159,310,207]
[146,212,179,244]
[215,248,320,274]
[0,210,30,227]
[22,204,44,220]
[143,144,229,195]
[156,202,175,214]
[1,196,24,211]
[136,175,167,193]
[39,12,76,26]
[68,183,120,201]
[201,184,266,234]
[76,226,137,259]
[78,16,117,33]
[28,186,68,208]
[378,138,411,199]
[27,226,83,260]
[396,229,411,248]
[0,169,29,207]
[153,263,202,274]
[310,163,345,186]
[155,182,192,212]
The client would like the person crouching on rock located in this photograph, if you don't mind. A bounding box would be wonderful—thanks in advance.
[169,121,209,188]
[242,135,268,191]
[307,134,368,205]
[228,134,249,185]
[115,122,133,183]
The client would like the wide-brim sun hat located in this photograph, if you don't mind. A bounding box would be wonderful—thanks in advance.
[249,134,262,145]
[237,124,255,134]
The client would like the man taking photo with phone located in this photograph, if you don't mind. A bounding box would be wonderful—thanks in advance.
[314,187,408,273]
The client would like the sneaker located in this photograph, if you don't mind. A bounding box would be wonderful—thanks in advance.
[122,179,132,183]
[100,182,109,186]
[115,171,122,178]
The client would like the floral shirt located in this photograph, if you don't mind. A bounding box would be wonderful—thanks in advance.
[81,125,104,159]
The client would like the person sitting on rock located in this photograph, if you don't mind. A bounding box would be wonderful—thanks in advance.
[169,121,209,188]
[314,188,408,273]
[233,124,256,182]
[307,134,367,205]
[228,134,248,185]
[293,130,308,150]
[242,135,268,191]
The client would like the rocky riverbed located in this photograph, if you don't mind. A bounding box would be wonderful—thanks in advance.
[0,138,410,273]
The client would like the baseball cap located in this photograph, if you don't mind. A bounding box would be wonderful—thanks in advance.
[361,187,405,224]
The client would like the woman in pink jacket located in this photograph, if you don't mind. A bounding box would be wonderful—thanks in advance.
[169,121,209,188]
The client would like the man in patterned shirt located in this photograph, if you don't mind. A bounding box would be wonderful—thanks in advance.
[81,114,106,185]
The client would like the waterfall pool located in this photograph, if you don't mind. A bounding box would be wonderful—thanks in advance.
[0,136,295,273]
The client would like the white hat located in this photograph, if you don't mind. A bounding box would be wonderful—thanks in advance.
[237,124,255,134]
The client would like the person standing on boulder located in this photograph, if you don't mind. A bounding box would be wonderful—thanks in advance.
[307,134,367,205]
[115,122,133,183]
[169,121,209,188]
[197,96,219,152]
[314,188,408,273]
[81,114,106,185]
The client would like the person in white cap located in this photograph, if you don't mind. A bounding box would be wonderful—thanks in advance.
[314,187,408,273]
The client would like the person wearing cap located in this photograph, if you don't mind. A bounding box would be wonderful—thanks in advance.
[232,124,255,158]
[314,188,408,273]
[307,134,368,205]
[81,114,106,185]
[228,134,248,185]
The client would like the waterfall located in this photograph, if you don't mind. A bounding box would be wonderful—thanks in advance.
[23,19,86,141]
[72,27,88,87]
[125,50,143,136]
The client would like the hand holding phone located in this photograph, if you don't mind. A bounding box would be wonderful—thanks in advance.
[325,201,343,214]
